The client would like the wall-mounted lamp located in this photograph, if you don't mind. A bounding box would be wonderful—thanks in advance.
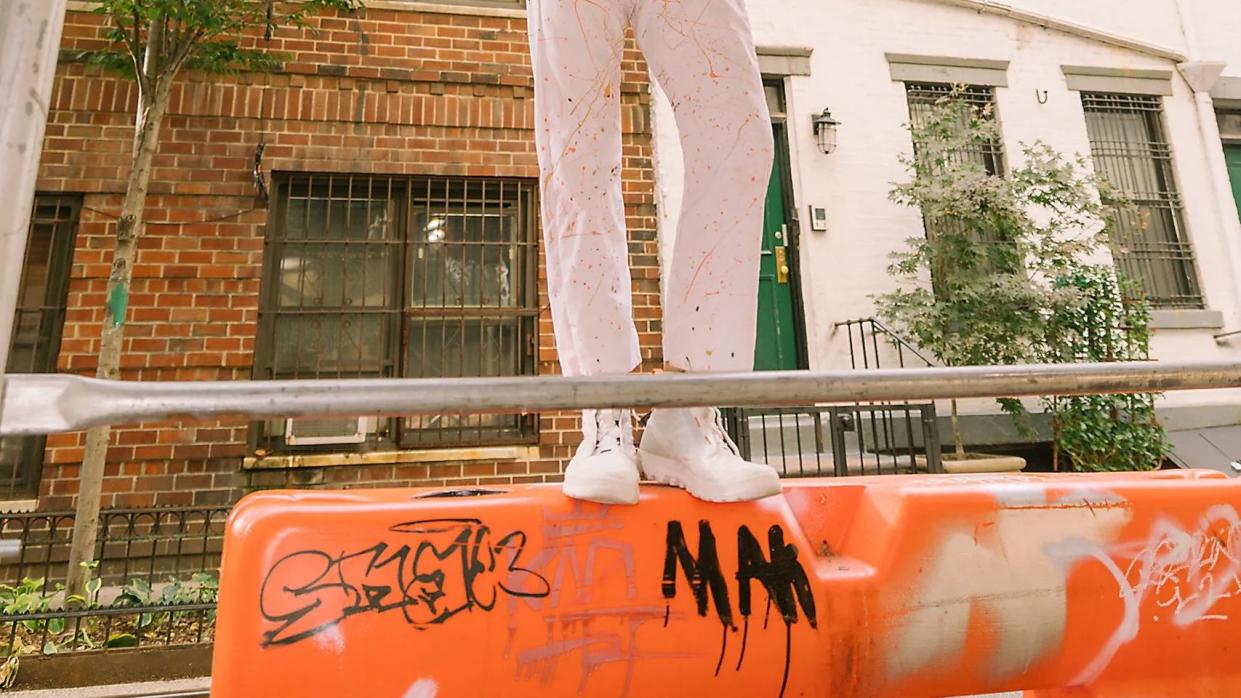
[812,108,841,155]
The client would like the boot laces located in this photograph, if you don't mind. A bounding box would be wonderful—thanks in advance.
[578,409,632,458]
[702,407,741,457]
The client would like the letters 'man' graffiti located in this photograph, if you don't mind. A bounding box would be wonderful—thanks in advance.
[662,519,818,697]
[662,520,818,630]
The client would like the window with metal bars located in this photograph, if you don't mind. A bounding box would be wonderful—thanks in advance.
[904,82,1017,281]
[0,195,81,498]
[1081,93,1202,309]
[388,0,525,7]
[905,83,1006,176]
[253,174,539,453]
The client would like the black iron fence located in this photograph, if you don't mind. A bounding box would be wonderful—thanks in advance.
[725,318,944,475]
[0,506,228,656]
[0,506,227,592]
[835,317,937,371]
[727,403,943,477]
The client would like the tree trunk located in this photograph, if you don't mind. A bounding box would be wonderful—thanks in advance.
[949,398,966,460]
[65,70,172,599]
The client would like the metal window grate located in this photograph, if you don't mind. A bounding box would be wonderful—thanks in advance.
[0,195,80,497]
[906,83,1006,176]
[904,83,1016,281]
[1082,93,1203,309]
[253,174,539,453]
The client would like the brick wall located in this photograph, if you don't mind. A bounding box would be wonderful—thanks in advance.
[32,5,659,510]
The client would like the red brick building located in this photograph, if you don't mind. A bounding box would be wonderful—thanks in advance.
[2,1,660,511]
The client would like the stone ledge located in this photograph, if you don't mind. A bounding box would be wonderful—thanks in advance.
[1149,309,1225,330]
[243,445,538,470]
[68,0,526,18]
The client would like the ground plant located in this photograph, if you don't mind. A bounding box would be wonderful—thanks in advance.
[876,89,1167,468]
[0,571,217,663]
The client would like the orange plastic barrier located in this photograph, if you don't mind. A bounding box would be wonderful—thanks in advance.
[212,471,1241,697]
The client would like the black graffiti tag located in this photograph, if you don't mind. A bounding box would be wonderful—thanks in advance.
[737,524,817,629]
[662,521,817,629]
[662,520,735,628]
[259,518,550,647]
[662,520,818,697]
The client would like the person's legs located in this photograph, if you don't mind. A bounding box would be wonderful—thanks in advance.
[633,0,775,373]
[633,0,780,502]
[528,0,642,504]
[527,0,641,378]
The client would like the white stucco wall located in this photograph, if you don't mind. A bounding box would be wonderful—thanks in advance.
[651,0,1241,420]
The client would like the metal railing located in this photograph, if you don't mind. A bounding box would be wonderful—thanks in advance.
[835,317,936,370]
[729,403,942,477]
[0,507,228,592]
[0,506,227,656]
[1,600,216,655]
[6,361,1241,437]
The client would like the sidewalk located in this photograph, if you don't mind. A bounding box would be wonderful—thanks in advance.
[3,677,208,698]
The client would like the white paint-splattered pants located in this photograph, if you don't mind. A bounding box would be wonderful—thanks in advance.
[528,0,774,376]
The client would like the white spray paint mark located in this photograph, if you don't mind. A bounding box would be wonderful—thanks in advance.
[1046,504,1241,685]
[402,678,438,698]
[886,488,1131,683]
[313,623,345,656]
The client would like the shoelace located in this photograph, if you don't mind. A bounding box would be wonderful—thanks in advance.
[703,407,742,457]
[577,408,633,458]
[595,410,624,454]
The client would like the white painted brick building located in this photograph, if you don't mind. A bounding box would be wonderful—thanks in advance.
[653,0,1241,465]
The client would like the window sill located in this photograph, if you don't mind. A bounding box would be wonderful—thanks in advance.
[0,500,38,514]
[364,1,525,18]
[1149,309,1225,330]
[68,1,527,18]
[243,445,538,471]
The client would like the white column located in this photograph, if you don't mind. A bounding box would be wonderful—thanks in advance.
[1175,0,1241,327]
[0,0,68,382]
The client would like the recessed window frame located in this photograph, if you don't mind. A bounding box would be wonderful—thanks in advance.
[1079,91,1204,309]
[903,82,1018,284]
[1,194,81,498]
[251,173,540,455]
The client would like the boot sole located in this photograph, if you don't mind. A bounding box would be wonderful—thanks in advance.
[638,451,782,503]
[562,471,640,505]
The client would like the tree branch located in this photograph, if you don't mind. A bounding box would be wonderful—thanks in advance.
[130,4,152,96]
[108,8,147,93]
[166,25,207,78]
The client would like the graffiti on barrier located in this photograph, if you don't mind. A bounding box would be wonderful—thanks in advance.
[662,520,817,697]
[258,518,551,647]
[1048,503,1241,684]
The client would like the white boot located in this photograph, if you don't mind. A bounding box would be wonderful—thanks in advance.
[562,408,640,505]
[639,407,782,503]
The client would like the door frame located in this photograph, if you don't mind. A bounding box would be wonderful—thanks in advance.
[763,77,811,370]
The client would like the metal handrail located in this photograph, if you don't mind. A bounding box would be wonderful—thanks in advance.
[834,317,938,367]
[3,360,1240,436]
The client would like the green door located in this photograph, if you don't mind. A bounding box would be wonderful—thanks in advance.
[1227,145,1241,219]
[753,151,800,371]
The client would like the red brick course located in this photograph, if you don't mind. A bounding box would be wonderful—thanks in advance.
[29,5,660,510]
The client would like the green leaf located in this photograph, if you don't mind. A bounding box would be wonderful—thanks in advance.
[106,633,139,648]
[875,90,1164,465]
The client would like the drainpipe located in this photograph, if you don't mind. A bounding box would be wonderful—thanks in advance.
[1174,0,1241,330]
[0,1,68,386]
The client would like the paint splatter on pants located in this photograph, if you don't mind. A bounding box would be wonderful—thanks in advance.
[528,0,774,376]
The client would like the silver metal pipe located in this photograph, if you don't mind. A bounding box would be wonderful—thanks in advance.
[3,361,1240,436]
[0,1,67,381]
